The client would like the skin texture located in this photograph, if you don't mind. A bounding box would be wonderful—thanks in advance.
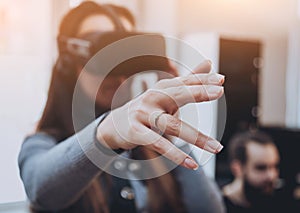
[97,62,225,170]
[76,14,225,170]
[244,142,280,194]
[223,142,280,206]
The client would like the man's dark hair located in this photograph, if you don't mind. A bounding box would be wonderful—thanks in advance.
[228,130,275,165]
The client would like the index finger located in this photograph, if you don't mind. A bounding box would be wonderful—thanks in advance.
[154,60,217,90]
[154,73,224,90]
[192,60,212,74]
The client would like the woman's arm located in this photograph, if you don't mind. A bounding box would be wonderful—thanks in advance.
[18,115,115,211]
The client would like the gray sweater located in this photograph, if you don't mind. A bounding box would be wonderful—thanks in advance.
[18,115,225,213]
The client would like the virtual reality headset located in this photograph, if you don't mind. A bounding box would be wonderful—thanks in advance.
[57,31,174,77]
[57,4,176,77]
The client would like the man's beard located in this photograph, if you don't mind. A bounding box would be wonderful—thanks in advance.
[243,175,275,207]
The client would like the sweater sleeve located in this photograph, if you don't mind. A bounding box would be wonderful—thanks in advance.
[178,167,225,213]
[174,145,226,213]
[18,115,119,211]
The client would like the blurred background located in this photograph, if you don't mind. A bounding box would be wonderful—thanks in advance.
[0,0,299,211]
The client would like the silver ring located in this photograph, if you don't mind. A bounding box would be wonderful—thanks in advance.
[154,112,165,129]
[149,111,165,131]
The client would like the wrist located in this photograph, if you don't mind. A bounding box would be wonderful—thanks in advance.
[96,127,120,150]
[94,112,124,154]
[94,136,124,155]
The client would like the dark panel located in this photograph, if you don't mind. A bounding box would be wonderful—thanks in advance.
[216,38,261,184]
[259,126,300,211]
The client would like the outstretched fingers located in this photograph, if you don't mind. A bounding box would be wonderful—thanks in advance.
[135,125,199,170]
[151,113,223,154]
[155,85,224,113]
[155,73,224,89]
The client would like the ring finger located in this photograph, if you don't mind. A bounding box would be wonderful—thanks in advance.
[153,113,223,154]
[134,125,199,170]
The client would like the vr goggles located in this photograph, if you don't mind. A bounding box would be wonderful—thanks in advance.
[58,31,173,77]
[57,4,175,77]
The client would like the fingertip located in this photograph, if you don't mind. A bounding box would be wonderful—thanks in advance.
[216,144,224,153]
[217,73,225,85]
[207,73,225,85]
[183,157,199,170]
[207,86,224,97]
[204,139,224,154]
[218,74,225,85]
[193,60,212,74]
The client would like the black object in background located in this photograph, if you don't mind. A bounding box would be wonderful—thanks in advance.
[259,126,300,212]
[215,38,261,185]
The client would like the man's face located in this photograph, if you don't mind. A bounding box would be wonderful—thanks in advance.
[242,142,280,199]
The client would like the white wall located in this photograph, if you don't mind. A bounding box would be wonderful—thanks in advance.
[260,36,288,126]
[0,0,52,204]
[138,0,178,35]
[177,0,297,126]
[286,25,300,128]
[177,0,295,37]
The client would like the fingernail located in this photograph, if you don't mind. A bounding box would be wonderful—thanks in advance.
[217,143,224,152]
[208,73,225,84]
[207,86,223,95]
[184,158,199,170]
[206,139,224,153]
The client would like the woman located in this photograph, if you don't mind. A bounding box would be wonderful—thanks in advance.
[18,1,225,212]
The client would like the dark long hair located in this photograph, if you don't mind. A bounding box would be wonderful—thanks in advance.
[37,1,136,141]
[36,1,185,212]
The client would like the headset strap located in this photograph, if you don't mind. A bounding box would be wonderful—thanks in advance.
[57,35,91,58]
[102,4,126,31]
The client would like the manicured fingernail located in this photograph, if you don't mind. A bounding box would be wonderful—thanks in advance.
[208,73,225,84]
[207,86,223,95]
[206,139,224,153]
[184,158,199,170]
[216,143,224,152]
